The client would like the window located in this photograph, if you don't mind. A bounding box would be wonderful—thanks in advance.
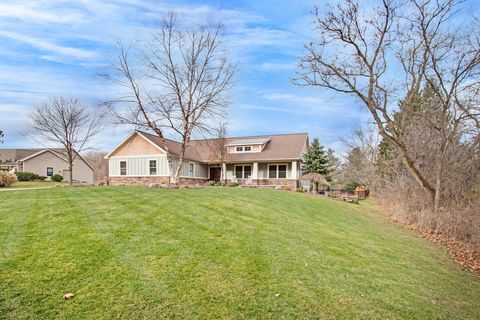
[189,163,195,177]
[234,165,252,178]
[235,165,243,178]
[149,160,157,175]
[235,146,252,152]
[268,165,277,179]
[269,164,287,179]
[120,161,127,176]
[278,165,287,178]
[46,167,53,177]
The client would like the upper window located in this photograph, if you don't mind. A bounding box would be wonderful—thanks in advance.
[149,160,157,175]
[46,167,53,177]
[235,146,252,152]
[269,164,287,179]
[120,161,127,176]
[189,163,195,177]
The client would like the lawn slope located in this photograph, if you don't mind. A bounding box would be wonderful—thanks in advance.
[0,187,479,319]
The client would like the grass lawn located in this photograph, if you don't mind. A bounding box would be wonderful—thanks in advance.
[5,181,66,189]
[0,187,479,319]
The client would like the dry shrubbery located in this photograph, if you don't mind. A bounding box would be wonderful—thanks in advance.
[0,171,17,187]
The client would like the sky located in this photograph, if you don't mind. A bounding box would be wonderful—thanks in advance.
[0,0,477,155]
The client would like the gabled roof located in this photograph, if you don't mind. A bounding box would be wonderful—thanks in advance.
[0,148,95,171]
[113,131,308,163]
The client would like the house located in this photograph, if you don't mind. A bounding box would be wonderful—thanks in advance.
[0,148,95,184]
[105,131,308,188]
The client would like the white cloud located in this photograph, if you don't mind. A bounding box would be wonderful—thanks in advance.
[0,31,96,60]
[0,3,86,24]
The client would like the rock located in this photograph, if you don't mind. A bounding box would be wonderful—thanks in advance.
[63,293,75,300]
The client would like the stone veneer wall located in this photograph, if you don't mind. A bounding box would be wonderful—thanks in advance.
[109,176,207,186]
[230,178,298,189]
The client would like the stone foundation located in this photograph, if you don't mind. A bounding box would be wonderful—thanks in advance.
[110,176,207,187]
[228,178,298,189]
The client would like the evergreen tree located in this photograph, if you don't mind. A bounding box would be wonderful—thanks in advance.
[302,138,333,181]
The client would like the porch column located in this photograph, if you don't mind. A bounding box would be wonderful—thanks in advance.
[252,162,258,179]
[222,162,227,180]
[291,161,297,179]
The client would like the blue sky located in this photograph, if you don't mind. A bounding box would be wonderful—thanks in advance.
[0,0,477,154]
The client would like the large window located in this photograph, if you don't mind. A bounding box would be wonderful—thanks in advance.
[46,167,53,177]
[149,160,157,175]
[120,161,127,176]
[268,164,287,179]
[189,163,195,177]
[234,165,252,178]
[236,146,243,152]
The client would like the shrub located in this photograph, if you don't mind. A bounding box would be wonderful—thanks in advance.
[230,182,239,187]
[51,174,63,182]
[38,176,47,181]
[0,171,17,187]
[16,172,41,181]
[205,180,217,186]
[345,181,361,193]
[295,188,303,193]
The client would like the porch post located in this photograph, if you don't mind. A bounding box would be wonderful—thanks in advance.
[252,162,258,179]
[222,163,227,180]
[291,161,297,179]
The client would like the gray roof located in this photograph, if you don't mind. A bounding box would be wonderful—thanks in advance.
[0,148,63,163]
[137,131,308,163]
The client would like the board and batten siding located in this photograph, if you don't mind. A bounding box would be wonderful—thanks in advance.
[109,156,208,179]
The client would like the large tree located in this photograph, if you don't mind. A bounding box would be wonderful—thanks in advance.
[0,130,3,144]
[296,0,480,213]
[30,97,102,185]
[104,12,235,184]
[302,138,333,181]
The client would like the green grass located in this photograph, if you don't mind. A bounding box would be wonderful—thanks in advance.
[0,187,478,319]
[5,181,66,189]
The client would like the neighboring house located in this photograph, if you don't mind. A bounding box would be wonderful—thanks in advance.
[0,148,95,184]
[105,131,308,188]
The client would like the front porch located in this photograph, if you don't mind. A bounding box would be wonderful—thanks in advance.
[207,161,300,189]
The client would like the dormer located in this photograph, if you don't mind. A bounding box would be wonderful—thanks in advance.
[225,138,271,154]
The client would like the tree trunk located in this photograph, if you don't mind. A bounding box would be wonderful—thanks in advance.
[433,153,444,214]
[68,162,73,186]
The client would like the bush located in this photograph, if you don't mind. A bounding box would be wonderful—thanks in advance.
[51,174,63,182]
[230,182,239,187]
[16,171,41,181]
[205,180,217,186]
[215,181,223,186]
[38,176,47,181]
[0,171,17,187]
[345,181,361,193]
[295,188,303,192]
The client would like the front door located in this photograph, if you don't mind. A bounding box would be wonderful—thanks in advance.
[209,167,221,181]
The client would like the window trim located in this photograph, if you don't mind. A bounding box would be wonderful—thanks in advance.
[46,167,53,177]
[189,163,195,177]
[268,163,288,179]
[234,164,252,179]
[236,146,244,152]
[120,161,127,176]
[149,159,157,176]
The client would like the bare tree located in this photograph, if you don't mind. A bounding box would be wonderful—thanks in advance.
[84,151,109,183]
[207,122,228,183]
[0,130,3,144]
[104,12,235,184]
[30,97,103,185]
[296,0,480,212]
